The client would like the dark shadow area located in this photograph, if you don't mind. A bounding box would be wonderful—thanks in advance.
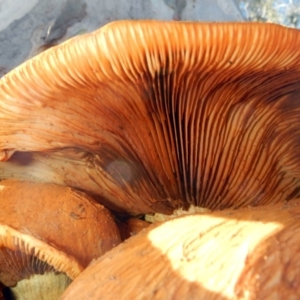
[3,287,14,300]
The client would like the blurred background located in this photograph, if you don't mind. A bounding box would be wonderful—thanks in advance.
[0,0,299,77]
[238,0,300,26]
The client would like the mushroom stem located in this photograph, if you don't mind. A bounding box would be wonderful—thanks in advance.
[9,273,71,300]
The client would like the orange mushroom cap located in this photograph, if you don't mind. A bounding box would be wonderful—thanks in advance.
[0,180,121,288]
[61,199,300,299]
[1,21,300,214]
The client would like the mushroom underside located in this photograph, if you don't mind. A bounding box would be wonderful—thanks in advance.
[1,22,300,215]
[0,227,77,300]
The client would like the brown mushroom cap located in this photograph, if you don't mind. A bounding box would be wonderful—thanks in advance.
[0,180,121,290]
[61,199,300,299]
[1,21,300,214]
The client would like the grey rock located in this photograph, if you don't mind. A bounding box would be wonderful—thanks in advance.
[0,0,244,76]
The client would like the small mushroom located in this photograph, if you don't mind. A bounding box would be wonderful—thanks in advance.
[1,21,300,214]
[0,180,121,299]
[116,217,151,240]
[61,199,300,299]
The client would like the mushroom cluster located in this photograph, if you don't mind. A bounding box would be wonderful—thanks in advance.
[0,20,300,298]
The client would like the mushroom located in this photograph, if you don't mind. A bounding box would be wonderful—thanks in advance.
[61,199,300,299]
[1,21,300,214]
[116,217,151,240]
[0,180,121,299]
[0,283,4,300]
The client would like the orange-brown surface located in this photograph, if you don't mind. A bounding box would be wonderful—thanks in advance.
[62,200,300,299]
[0,180,121,285]
[1,21,300,214]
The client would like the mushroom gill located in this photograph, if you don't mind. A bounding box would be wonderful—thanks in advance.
[1,21,300,214]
